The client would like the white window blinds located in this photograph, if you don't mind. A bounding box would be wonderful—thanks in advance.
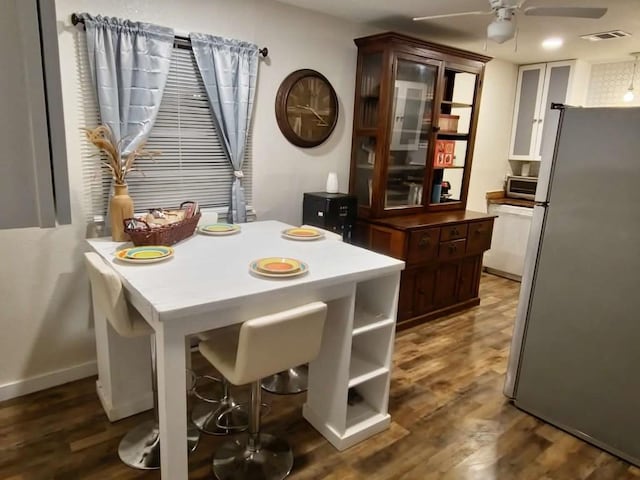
[79,36,253,222]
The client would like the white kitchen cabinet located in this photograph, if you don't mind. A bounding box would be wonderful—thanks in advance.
[483,203,533,280]
[509,60,590,162]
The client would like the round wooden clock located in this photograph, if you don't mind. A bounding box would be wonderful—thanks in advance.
[275,69,339,148]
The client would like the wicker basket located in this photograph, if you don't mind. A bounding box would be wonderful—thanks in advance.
[124,202,201,246]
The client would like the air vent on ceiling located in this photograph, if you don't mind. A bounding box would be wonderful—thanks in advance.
[580,30,632,41]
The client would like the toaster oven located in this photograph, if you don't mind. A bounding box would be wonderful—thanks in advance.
[505,176,538,200]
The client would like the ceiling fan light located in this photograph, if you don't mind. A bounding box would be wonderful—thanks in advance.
[542,37,563,50]
[487,18,515,44]
[623,88,634,103]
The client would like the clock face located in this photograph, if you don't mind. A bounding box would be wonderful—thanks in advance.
[276,70,338,148]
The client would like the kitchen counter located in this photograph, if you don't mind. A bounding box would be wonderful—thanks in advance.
[486,190,534,208]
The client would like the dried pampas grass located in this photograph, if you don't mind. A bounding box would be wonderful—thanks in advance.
[84,125,160,185]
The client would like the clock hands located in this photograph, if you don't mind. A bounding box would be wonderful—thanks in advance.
[296,104,329,126]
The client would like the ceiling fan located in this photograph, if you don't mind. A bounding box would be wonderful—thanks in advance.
[413,0,607,44]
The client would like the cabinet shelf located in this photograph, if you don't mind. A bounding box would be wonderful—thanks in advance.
[434,165,465,170]
[441,100,472,108]
[437,132,468,140]
[357,164,424,172]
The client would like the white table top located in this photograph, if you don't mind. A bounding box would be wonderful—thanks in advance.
[87,220,404,322]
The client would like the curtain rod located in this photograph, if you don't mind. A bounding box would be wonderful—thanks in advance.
[70,13,269,57]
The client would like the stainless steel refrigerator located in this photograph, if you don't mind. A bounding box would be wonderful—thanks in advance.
[504,105,640,467]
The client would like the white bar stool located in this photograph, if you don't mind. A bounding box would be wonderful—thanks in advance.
[198,302,328,480]
[84,253,200,470]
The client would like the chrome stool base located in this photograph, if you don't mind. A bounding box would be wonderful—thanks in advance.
[260,365,308,394]
[213,432,293,480]
[192,401,249,436]
[118,419,200,470]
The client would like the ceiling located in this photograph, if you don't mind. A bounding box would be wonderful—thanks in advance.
[274,0,640,64]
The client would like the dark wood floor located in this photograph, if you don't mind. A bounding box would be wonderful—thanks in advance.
[2,273,639,479]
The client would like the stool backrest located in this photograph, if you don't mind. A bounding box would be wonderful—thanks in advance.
[234,302,327,385]
[84,252,137,338]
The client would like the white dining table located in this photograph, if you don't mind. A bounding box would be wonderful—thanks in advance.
[87,220,404,479]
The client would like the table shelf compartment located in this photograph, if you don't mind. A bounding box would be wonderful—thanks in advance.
[355,275,400,325]
[353,306,394,336]
[348,325,393,387]
[345,375,389,432]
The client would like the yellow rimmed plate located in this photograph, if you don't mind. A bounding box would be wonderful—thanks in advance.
[249,258,309,278]
[198,223,241,236]
[281,227,324,241]
[115,246,174,264]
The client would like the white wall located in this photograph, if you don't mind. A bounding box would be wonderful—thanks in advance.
[466,59,519,212]
[0,0,516,398]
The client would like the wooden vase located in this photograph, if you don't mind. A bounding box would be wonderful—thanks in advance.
[110,184,134,242]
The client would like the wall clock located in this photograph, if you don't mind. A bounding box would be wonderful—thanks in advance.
[275,69,339,148]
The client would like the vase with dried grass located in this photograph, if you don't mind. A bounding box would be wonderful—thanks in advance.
[85,125,159,241]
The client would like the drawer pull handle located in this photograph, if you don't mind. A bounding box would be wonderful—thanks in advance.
[451,228,459,236]
[418,236,430,247]
[449,245,457,253]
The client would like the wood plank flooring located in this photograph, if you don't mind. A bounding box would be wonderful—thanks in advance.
[1,273,638,479]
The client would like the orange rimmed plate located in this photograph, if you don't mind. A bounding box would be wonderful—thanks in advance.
[249,257,308,278]
[281,227,324,241]
[115,246,174,264]
[198,223,241,236]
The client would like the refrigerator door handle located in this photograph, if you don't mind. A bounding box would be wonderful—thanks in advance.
[503,204,547,398]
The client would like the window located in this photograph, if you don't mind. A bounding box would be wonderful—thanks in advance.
[79,36,253,222]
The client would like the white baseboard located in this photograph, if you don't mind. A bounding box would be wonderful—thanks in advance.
[0,361,98,402]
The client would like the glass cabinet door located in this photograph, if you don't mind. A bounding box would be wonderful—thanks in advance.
[430,68,479,206]
[352,52,383,208]
[384,58,439,210]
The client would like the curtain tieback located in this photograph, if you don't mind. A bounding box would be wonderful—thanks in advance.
[233,170,244,179]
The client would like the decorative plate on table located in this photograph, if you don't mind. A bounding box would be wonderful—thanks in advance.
[281,227,324,241]
[115,246,174,264]
[198,223,241,236]
[249,257,309,278]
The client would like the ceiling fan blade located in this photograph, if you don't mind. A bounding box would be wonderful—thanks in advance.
[413,10,492,22]
[523,6,607,19]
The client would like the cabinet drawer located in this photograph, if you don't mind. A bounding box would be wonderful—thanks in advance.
[407,227,440,264]
[440,223,468,242]
[466,220,494,254]
[438,239,467,260]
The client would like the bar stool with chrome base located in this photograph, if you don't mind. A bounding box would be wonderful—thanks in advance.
[260,227,340,396]
[198,301,328,480]
[84,253,200,469]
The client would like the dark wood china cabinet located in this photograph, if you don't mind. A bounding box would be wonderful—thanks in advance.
[348,32,496,330]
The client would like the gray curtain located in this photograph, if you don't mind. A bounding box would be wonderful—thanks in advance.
[79,13,174,157]
[189,33,258,223]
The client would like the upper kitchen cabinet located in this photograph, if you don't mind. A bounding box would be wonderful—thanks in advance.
[349,32,490,219]
[509,60,590,162]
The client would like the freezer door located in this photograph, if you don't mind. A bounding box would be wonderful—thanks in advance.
[503,205,546,398]
[514,107,640,465]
